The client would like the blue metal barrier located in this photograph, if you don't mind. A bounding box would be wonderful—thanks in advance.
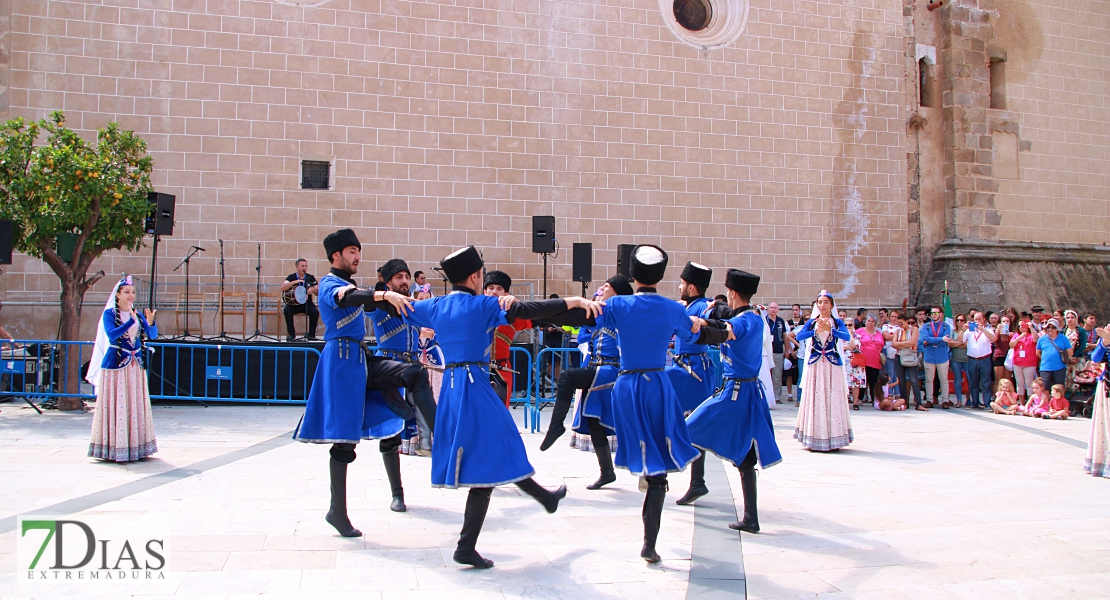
[0,340,97,405]
[146,342,322,404]
[531,347,585,433]
[508,346,535,429]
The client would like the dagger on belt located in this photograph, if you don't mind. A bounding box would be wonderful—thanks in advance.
[668,351,704,382]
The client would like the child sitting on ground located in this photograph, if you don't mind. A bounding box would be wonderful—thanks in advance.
[1043,383,1069,420]
[990,379,1020,415]
[1019,378,1049,417]
[875,374,906,411]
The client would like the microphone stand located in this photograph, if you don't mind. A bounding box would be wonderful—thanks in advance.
[173,246,203,339]
[432,266,449,295]
[249,243,279,341]
[211,239,233,341]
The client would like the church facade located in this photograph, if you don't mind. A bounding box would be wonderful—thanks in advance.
[0,0,1105,337]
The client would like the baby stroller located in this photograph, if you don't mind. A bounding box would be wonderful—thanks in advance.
[1071,362,1104,418]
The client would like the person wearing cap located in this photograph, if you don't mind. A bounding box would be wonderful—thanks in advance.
[483,270,532,407]
[293,229,420,537]
[684,269,781,533]
[401,245,603,569]
[365,257,440,509]
[1030,306,1046,332]
[563,245,731,564]
[668,262,719,505]
[1036,317,1073,391]
[537,273,635,490]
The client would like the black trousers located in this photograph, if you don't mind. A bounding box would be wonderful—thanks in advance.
[555,366,598,408]
[366,355,437,428]
[284,303,319,337]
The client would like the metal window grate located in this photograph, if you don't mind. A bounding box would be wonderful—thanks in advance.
[301,160,330,190]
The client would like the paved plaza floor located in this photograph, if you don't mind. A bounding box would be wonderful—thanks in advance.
[0,396,1106,599]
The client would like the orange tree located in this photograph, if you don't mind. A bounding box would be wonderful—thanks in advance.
[0,112,154,409]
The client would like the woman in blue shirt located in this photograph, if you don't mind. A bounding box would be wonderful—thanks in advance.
[87,275,159,462]
[1036,319,1073,391]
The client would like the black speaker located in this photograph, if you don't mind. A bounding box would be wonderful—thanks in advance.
[532,215,555,253]
[616,244,636,278]
[572,243,592,283]
[0,219,12,265]
[145,192,175,236]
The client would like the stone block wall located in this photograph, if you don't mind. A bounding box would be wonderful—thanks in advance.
[1,0,911,339]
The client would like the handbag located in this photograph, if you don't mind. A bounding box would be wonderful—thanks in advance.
[898,349,919,367]
[851,351,867,368]
[1004,348,1015,371]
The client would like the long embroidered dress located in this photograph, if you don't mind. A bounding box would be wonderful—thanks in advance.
[793,318,854,451]
[1085,339,1109,478]
[88,309,158,462]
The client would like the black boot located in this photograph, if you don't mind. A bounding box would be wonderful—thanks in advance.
[453,487,494,569]
[728,450,759,533]
[539,371,577,451]
[586,420,616,490]
[515,477,567,513]
[641,476,668,563]
[382,448,406,512]
[409,367,437,433]
[325,456,363,537]
[676,454,708,505]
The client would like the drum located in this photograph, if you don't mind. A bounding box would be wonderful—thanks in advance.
[282,285,309,306]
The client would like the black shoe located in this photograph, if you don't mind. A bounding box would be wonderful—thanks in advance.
[539,422,566,451]
[382,448,406,513]
[453,549,494,569]
[640,545,661,564]
[516,478,567,513]
[326,459,362,537]
[728,521,760,534]
[675,485,708,506]
[542,485,568,513]
[455,488,494,568]
[586,472,616,490]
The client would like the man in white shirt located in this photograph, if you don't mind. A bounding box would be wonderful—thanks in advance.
[964,311,997,409]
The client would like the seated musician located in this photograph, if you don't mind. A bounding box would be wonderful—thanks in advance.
[281,258,319,340]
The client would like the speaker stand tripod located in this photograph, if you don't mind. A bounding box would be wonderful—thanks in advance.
[210,239,235,341]
[248,242,280,342]
[172,246,204,339]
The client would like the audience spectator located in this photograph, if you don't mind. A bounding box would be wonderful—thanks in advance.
[1044,384,1069,419]
[766,302,786,402]
[992,314,1014,393]
[877,307,890,327]
[1036,318,1072,390]
[1084,313,1100,354]
[892,313,924,410]
[1019,378,1049,417]
[1031,305,1046,331]
[990,379,1019,415]
[1010,319,1040,402]
[845,321,867,410]
[921,305,952,409]
[881,310,903,399]
[965,311,997,409]
[947,313,970,406]
[857,314,885,404]
[854,307,868,329]
[1062,310,1088,393]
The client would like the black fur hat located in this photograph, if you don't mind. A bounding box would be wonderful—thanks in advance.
[483,270,512,292]
[630,244,668,286]
[440,245,484,283]
[679,261,713,291]
[323,228,361,261]
[605,273,634,296]
[724,269,760,296]
[379,258,410,282]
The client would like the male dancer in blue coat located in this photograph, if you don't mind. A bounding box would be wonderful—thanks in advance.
[669,261,720,505]
[366,257,439,510]
[565,246,732,563]
[538,273,635,490]
[684,269,782,533]
[403,246,604,569]
[294,229,433,537]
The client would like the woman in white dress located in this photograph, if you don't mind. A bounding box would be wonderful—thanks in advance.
[793,291,854,451]
[1085,326,1109,478]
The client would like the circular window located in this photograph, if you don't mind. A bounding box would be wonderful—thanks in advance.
[659,0,749,49]
[674,0,712,31]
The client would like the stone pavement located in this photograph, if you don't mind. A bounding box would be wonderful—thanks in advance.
[1,397,1107,599]
[729,402,1110,600]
